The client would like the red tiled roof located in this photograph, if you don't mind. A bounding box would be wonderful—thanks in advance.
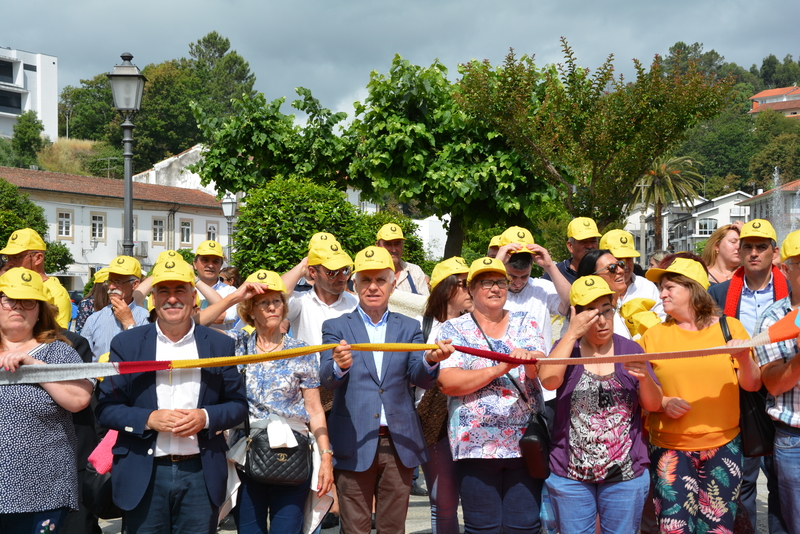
[737,179,800,205]
[750,86,800,100]
[748,100,800,114]
[0,166,222,209]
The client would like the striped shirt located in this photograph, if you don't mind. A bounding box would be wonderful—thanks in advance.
[754,296,800,427]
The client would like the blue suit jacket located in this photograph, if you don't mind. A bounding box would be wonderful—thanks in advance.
[95,323,247,510]
[320,309,436,472]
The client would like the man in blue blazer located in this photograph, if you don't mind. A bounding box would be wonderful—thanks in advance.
[96,259,247,534]
[320,246,453,533]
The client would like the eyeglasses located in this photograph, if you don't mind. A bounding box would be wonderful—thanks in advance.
[456,280,468,289]
[1,252,37,264]
[596,307,616,321]
[254,298,284,309]
[108,278,137,286]
[477,279,510,290]
[322,266,351,279]
[593,260,626,276]
[0,294,38,310]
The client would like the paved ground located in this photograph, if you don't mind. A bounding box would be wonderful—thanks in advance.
[99,472,770,533]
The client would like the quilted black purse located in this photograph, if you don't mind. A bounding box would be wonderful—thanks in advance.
[239,367,312,486]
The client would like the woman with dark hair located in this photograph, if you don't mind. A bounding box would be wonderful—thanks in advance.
[0,268,94,532]
[641,254,761,532]
[417,257,472,534]
[220,266,243,288]
[576,249,633,340]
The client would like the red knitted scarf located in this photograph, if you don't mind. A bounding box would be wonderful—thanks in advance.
[724,265,789,317]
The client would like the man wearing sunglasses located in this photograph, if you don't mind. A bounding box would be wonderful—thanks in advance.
[81,255,150,361]
[0,228,72,329]
[282,235,358,346]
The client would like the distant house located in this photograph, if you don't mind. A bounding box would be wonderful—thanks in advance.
[0,47,58,140]
[749,86,800,119]
[0,166,229,290]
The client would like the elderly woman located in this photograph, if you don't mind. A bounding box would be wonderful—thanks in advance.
[641,255,761,532]
[417,256,472,534]
[539,275,662,533]
[0,268,93,532]
[437,257,544,533]
[701,224,741,285]
[200,270,333,534]
[577,249,634,340]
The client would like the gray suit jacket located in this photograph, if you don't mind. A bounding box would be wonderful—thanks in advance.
[320,309,436,471]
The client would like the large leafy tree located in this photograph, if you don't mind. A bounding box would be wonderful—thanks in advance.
[58,74,115,141]
[345,55,552,256]
[189,31,256,117]
[629,156,703,250]
[456,39,734,228]
[190,88,350,192]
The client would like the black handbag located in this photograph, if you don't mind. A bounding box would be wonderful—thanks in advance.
[83,463,124,520]
[472,313,550,478]
[239,367,313,486]
[720,315,774,457]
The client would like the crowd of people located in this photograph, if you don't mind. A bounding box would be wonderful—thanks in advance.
[0,216,799,534]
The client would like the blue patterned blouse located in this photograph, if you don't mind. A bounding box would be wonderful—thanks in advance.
[229,330,320,423]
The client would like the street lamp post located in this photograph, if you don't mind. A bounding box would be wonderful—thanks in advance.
[221,193,238,262]
[107,53,146,257]
[636,182,648,267]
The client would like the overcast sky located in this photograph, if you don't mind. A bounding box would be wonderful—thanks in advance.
[5,0,799,118]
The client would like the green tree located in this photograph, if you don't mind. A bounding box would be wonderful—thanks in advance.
[663,42,725,78]
[457,40,734,228]
[761,54,781,88]
[629,156,703,250]
[11,110,46,168]
[190,88,350,192]
[346,55,552,256]
[231,176,424,276]
[0,177,74,272]
[0,138,15,167]
[59,74,115,142]
[749,133,800,189]
[189,31,257,118]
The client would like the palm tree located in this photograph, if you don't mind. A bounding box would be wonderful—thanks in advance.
[630,156,703,251]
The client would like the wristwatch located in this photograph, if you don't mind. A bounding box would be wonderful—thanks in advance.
[126,324,136,331]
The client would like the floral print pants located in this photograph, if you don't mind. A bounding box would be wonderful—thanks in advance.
[649,435,743,533]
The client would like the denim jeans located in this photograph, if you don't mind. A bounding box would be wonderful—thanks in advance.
[126,457,218,534]
[455,457,542,534]
[421,437,460,534]
[545,472,650,534]
[774,427,800,534]
[234,470,311,534]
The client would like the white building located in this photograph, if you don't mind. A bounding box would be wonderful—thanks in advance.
[0,47,58,140]
[737,179,800,244]
[625,191,751,258]
[1,165,230,291]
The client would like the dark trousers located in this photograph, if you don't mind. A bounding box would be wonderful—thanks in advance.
[334,434,413,534]
[740,454,789,533]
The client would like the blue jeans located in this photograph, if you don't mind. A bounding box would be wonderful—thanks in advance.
[126,457,218,534]
[455,457,542,534]
[234,471,311,534]
[0,508,69,534]
[774,427,800,534]
[421,437,460,534]
[545,472,650,534]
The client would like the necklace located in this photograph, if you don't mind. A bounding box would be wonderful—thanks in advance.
[256,334,284,354]
[1,338,37,352]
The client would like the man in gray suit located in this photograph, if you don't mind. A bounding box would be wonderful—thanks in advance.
[320,246,453,534]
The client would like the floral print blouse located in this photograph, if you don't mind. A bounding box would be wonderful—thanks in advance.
[438,311,545,460]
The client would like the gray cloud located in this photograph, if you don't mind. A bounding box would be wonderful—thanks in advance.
[5,0,798,120]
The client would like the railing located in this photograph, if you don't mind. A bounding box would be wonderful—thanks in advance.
[116,240,148,258]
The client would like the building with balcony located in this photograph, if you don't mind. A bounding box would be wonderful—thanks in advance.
[737,179,800,244]
[0,47,58,140]
[0,166,229,291]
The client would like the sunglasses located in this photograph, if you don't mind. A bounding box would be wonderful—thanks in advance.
[593,260,626,276]
[322,266,351,279]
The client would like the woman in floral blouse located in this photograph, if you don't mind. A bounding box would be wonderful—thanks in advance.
[200,270,333,534]
[437,257,544,534]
